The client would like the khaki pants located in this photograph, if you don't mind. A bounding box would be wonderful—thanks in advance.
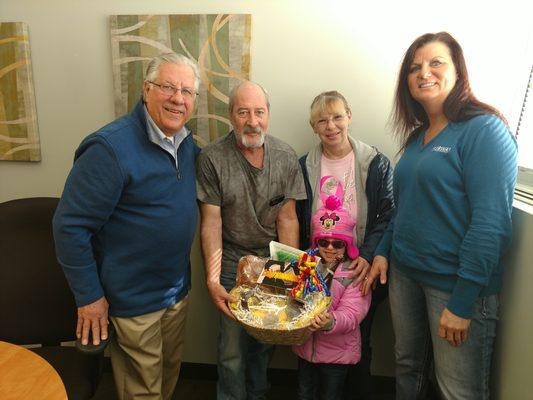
[109,296,189,400]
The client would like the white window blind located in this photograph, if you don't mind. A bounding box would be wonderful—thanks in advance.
[515,64,533,205]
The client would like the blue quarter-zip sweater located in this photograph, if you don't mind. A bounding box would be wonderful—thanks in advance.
[376,114,517,318]
[53,100,200,317]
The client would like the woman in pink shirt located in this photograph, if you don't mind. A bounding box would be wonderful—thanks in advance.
[296,91,394,398]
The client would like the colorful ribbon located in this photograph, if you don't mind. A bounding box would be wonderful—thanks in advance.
[290,248,331,300]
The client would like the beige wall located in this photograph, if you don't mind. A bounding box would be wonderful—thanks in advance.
[1,0,531,383]
[494,203,533,399]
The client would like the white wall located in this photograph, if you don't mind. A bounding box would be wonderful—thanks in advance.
[1,0,531,384]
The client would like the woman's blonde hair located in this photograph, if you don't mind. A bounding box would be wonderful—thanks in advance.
[309,91,351,124]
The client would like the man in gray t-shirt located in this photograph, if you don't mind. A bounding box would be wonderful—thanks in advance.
[197,81,306,400]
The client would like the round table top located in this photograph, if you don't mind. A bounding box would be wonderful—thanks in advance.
[0,341,67,400]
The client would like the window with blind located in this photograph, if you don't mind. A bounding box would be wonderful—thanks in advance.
[515,63,533,205]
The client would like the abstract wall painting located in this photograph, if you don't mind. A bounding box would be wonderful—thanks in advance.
[0,22,41,162]
[110,14,252,146]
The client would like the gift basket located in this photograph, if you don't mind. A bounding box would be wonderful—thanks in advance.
[228,242,331,345]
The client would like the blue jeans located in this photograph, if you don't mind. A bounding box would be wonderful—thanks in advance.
[217,312,275,400]
[297,357,349,400]
[389,266,498,400]
[344,279,388,400]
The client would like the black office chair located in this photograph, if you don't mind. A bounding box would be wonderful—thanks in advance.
[0,197,105,400]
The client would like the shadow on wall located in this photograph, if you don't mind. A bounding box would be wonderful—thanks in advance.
[493,204,533,399]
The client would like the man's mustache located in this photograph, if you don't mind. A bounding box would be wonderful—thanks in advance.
[243,126,263,135]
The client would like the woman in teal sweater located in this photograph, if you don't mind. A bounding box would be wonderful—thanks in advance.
[364,32,518,400]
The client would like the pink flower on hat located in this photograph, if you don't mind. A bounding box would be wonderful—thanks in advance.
[325,195,342,211]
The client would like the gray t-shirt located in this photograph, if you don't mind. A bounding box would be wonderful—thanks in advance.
[196,132,306,289]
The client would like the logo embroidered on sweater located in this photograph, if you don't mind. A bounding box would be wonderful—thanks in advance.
[431,146,451,153]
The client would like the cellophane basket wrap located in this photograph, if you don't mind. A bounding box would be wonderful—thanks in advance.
[229,255,330,345]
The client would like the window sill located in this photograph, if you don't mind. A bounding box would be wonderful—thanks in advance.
[513,197,533,216]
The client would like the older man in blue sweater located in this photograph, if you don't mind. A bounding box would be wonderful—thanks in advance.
[53,53,200,400]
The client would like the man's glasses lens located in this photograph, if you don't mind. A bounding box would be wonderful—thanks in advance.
[150,82,197,99]
[317,239,346,249]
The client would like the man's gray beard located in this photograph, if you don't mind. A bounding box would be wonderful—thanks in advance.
[240,130,266,149]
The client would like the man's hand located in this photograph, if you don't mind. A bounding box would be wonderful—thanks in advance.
[347,257,371,285]
[361,255,389,296]
[309,311,334,332]
[207,282,238,320]
[77,296,109,345]
[438,308,471,347]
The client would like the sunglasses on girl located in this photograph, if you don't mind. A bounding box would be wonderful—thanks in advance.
[316,238,346,249]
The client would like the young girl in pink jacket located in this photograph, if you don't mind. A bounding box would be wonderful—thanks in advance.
[293,176,371,400]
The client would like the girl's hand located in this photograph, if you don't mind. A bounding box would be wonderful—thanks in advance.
[309,311,334,332]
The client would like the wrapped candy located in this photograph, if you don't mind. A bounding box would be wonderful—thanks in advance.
[235,255,268,287]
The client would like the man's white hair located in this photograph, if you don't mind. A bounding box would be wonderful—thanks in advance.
[144,53,201,91]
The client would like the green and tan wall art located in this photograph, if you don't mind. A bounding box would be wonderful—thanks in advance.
[0,22,40,162]
[110,14,252,146]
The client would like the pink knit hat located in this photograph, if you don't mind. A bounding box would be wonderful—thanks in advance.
[311,176,358,259]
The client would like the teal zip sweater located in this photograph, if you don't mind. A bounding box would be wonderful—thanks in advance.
[376,114,517,318]
[53,100,199,317]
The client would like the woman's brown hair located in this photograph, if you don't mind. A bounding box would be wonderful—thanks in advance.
[392,32,505,151]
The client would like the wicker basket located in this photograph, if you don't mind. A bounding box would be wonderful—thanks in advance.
[229,285,331,346]
[230,253,330,345]
[232,313,312,345]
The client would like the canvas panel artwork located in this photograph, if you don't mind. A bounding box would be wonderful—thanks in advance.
[0,22,40,162]
[110,14,252,146]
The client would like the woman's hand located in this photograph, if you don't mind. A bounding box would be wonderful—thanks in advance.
[309,311,334,332]
[347,256,371,284]
[361,255,389,295]
[438,308,471,347]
